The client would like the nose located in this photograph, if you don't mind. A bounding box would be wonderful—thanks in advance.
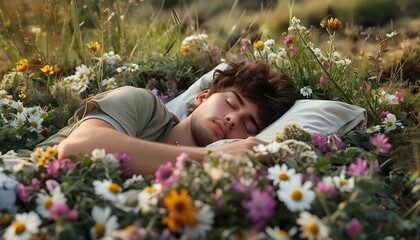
[224,114,238,128]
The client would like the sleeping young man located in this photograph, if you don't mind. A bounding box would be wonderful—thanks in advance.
[37,60,297,175]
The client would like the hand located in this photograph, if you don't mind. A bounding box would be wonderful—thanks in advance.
[208,137,268,157]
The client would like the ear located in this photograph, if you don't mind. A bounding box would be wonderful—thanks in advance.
[193,89,210,107]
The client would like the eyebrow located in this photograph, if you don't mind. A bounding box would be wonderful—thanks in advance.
[230,91,261,133]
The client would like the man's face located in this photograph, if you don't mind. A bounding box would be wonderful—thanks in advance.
[190,88,263,147]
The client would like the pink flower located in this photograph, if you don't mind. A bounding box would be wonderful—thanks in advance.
[312,133,328,153]
[16,184,32,203]
[347,158,369,176]
[283,35,295,45]
[242,188,277,231]
[346,218,363,238]
[322,60,330,68]
[328,134,346,151]
[370,134,392,154]
[31,178,40,190]
[289,44,296,57]
[49,202,79,221]
[395,91,404,102]
[317,180,336,195]
[175,153,189,169]
[47,159,76,178]
[211,46,220,64]
[378,111,390,121]
[155,162,177,188]
[46,179,59,192]
[320,76,329,86]
[114,152,132,177]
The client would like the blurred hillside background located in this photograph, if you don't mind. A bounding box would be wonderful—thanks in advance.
[0,0,420,87]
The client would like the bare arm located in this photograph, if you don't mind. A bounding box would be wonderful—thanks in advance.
[58,118,266,175]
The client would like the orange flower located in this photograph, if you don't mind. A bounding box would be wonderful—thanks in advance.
[162,188,198,232]
[253,40,265,50]
[40,65,54,75]
[181,44,190,54]
[87,41,101,53]
[16,58,28,72]
[327,18,343,32]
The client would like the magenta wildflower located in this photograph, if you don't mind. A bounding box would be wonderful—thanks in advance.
[395,91,404,102]
[346,218,363,238]
[320,76,329,86]
[47,159,76,178]
[347,158,369,176]
[211,45,220,64]
[155,162,177,188]
[242,188,277,231]
[317,181,336,195]
[175,152,189,169]
[46,179,59,192]
[289,44,296,57]
[158,94,169,103]
[370,134,392,154]
[16,184,31,203]
[283,35,295,45]
[328,134,346,151]
[322,60,330,68]
[312,133,328,153]
[31,178,40,190]
[378,111,390,121]
[114,152,132,177]
[232,178,255,194]
[49,202,79,221]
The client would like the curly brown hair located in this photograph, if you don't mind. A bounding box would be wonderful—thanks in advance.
[204,60,297,129]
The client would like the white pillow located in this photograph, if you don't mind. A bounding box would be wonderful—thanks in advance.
[165,64,367,143]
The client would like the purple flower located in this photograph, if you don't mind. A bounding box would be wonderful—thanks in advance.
[242,188,277,231]
[320,76,329,86]
[312,133,328,153]
[378,111,390,121]
[347,218,363,238]
[211,46,220,64]
[283,35,295,45]
[49,202,79,221]
[31,178,40,190]
[16,184,30,203]
[114,152,132,177]
[395,91,404,102]
[47,159,76,178]
[232,178,255,195]
[289,44,296,57]
[347,158,369,176]
[328,134,346,151]
[175,153,189,169]
[317,181,336,195]
[46,179,59,192]
[322,60,330,68]
[155,162,177,188]
[370,134,392,154]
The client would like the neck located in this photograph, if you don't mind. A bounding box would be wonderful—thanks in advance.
[164,118,196,146]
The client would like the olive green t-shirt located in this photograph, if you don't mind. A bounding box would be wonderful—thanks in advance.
[37,86,179,148]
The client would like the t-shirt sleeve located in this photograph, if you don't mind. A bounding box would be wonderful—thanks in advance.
[83,86,173,138]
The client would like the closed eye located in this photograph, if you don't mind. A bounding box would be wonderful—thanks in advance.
[226,99,235,109]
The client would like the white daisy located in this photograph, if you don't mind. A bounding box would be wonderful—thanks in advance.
[137,183,162,213]
[10,112,26,128]
[267,164,298,187]
[381,113,403,133]
[4,211,41,240]
[102,51,122,65]
[123,174,144,188]
[27,114,43,133]
[75,64,95,81]
[36,186,67,218]
[184,204,214,239]
[93,179,122,202]
[366,125,381,134]
[277,177,315,212]
[90,206,119,239]
[332,170,355,192]
[296,211,330,240]
[300,86,312,97]
[265,225,297,240]
[127,63,139,72]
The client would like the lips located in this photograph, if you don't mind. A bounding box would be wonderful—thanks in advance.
[213,120,226,139]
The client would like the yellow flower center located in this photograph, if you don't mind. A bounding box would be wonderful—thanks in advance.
[181,44,190,53]
[44,198,53,209]
[276,230,288,237]
[278,172,289,181]
[108,183,121,194]
[17,119,24,126]
[145,186,155,193]
[307,222,319,235]
[30,121,38,128]
[386,121,393,127]
[94,223,105,237]
[125,225,137,233]
[340,179,348,186]
[291,189,303,201]
[78,73,84,78]
[13,221,26,235]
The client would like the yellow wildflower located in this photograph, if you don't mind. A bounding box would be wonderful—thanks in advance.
[181,44,190,54]
[87,41,101,53]
[253,40,265,50]
[16,58,28,72]
[40,65,54,75]
[327,18,343,32]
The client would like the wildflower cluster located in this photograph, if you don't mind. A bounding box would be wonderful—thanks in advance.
[0,122,417,239]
